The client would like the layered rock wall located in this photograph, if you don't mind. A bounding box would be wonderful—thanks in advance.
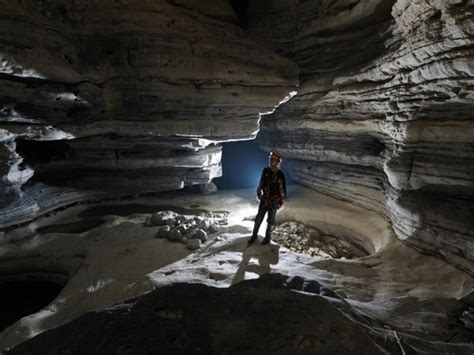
[250,0,474,273]
[0,0,298,228]
[1,0,472,275]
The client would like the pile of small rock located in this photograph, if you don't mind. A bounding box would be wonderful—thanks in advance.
[272,221,364,259]
[146,210,227,250]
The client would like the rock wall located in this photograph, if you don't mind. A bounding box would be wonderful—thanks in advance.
[0,0,298,228]
[1,0,472,275]
[250,0,474,273]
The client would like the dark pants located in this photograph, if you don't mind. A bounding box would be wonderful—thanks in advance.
[252,201,278,240]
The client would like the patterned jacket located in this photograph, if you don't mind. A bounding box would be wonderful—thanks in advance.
[257,167,286,208]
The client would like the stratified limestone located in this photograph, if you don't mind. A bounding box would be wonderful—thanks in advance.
[250,0,474,273]
[0,0,298,228]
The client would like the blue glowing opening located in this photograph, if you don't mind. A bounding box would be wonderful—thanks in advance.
[214,140,291,190]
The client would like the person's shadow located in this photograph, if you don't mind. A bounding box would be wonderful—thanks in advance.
[231,239,280,285]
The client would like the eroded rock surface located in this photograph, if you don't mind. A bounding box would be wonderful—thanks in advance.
[6,273,474,355]
[0,0,298,228]
[250,0,474,273]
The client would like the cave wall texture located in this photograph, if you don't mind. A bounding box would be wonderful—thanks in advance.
[250,0,474,273]
[0,0,298,227]
[0,0,473,273]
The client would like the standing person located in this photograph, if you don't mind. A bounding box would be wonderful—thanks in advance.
[248,151,286,245]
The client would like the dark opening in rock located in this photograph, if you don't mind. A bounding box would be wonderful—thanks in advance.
[0,280,64,332]
[15,138,70,164]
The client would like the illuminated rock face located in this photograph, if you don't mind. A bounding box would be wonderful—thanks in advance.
[250,0,474,273]
[0,0,298,227]
[1,0,472,275]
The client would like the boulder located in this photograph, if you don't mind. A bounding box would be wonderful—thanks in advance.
[208,224,218,233]
[156,225,171,238]
[168,226,184,242]
[199,182,217,195]
[186,238,202,250]
[176,215,187,224]
[194,229,208,243]
[193,216,205,224]
[198,219,211,231]
[151,210,179,226]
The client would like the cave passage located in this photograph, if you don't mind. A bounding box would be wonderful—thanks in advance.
[214,140,292,190]
[0,280,64,332]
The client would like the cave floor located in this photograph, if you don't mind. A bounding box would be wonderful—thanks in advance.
[1,184,473,351]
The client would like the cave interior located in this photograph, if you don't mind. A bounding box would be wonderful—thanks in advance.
[0,0,473,354]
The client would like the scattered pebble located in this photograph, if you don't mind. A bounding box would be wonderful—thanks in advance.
[272,221,364,259]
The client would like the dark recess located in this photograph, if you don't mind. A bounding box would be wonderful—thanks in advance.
[0,281,64,332]
[229,0,249,29]
[15,138,69,164]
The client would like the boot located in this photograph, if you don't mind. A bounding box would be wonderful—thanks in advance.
[261,223,274,245]
[261,235,270,245]
[247,234,257,245]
